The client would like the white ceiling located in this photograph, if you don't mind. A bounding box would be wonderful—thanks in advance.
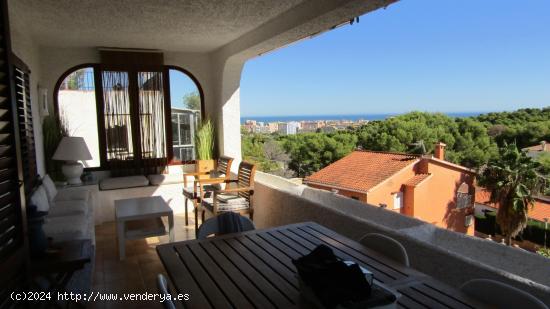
[9,0,306,52]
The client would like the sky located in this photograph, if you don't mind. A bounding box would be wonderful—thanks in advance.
[239,0,550,117]
[170,69,199,108]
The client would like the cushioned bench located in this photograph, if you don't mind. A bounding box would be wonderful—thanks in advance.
[97,173,191,223]
[147,174,184,186]
[99,175,150,191]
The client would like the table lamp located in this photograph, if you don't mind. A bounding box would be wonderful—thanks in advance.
[53,137,92,185]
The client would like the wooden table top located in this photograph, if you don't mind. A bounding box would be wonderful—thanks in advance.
[157,222,484,309]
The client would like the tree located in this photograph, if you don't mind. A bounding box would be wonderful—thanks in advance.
[283,132,357,177]
[183,91,201,110]
[477,143,549,245]
[241,134,291,175]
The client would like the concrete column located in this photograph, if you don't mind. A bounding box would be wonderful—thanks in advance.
[209,55,245,163]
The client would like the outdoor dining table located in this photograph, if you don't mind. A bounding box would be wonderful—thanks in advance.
[157,222,485,309]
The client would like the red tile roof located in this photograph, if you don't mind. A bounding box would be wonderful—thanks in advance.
[475,188,550,222]
[403,173,431,187]
[522,141,550,153]
[304,151,419,192]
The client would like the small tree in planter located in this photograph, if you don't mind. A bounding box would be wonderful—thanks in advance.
[195,119,215,175]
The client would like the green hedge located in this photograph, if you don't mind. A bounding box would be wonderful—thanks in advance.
[475,211,550,247]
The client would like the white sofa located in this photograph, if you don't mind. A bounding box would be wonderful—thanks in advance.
[30,175,96,245]
[29,175,96,295]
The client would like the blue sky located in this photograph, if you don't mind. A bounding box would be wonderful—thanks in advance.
[240,0,550,116]
[170,69,199,108]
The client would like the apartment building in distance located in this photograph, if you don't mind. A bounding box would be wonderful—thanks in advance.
[278,121,301,135]
[304,143,477,235]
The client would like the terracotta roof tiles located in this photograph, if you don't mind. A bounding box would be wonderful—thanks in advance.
[403,174,431,187]
[475,187,550,222]
[304,151,420,193]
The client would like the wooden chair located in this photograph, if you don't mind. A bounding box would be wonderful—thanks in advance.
[359,233,410,267]
[197,214,255,240]
[460,279,548,309]
[200,161,256,222]
[182,156,233,230]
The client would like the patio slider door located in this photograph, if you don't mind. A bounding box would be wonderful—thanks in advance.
[99,66,169,176]
[137,71,167,173]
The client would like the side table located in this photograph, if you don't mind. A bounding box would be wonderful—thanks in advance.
[31,240,92,307]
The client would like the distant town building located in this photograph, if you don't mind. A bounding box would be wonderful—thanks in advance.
[278,121,301,135]
[300,121,320,132]
[304,142,476,235]
[267,122,279,133]
[241,118,367,135]
[522,141,550,158]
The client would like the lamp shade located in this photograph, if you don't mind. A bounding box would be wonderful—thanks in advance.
[52,137,92,161]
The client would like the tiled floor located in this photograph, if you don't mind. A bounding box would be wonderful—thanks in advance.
[89,213,196,309]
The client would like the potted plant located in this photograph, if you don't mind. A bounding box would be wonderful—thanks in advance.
[195,119,215,176]
[42,115,68,181]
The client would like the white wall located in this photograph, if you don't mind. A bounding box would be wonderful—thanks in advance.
[9,15,46,176]
[9,0,399,168]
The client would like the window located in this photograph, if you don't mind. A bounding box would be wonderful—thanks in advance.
[465,215,474,227]
[56,63,203,170]
[393,192,403,209]
[351,196,359,200]
[456,182,471,209]
[168,68,202,163]
[57,66,101,167]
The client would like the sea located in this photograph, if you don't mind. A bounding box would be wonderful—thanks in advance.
[240,112,484,124]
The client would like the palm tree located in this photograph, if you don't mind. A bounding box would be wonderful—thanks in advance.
[478,143,548,245]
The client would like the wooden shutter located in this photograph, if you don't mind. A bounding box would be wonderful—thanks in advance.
[12,57,37,196]
[0,1,30,307]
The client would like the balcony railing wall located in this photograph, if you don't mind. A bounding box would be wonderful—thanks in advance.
[252,171,550,304]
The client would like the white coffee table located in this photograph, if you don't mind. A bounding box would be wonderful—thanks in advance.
[115,196,174,260]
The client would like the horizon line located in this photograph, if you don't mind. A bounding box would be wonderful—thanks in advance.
[240,110,496,118]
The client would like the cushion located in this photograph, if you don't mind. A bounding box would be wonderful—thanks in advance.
[48,200,88,217]
[42,175,58,202]
[43,215,89,241]
[202,196,249,212]
[55,188,90,202]
[148,174,183,186]
[99,176,149,190]
[30,186,50,213]
[217,194,247,205]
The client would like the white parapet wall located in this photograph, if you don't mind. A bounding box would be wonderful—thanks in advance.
[252,171,550,305]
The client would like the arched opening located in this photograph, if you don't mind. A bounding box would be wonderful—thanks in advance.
[167,66,204,163]
[55,65,101,168]
[54,64,205,170]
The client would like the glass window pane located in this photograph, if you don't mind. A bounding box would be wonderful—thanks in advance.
[138,71,166,159]
[102,71,133,161]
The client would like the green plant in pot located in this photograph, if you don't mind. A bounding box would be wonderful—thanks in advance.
[43,115,68,181]
[195,119,215,176]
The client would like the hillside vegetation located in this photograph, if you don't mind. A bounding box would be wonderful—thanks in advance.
[242,107,550,177]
